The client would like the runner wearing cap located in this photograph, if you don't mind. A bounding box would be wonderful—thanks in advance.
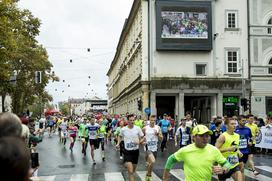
[163,125,231,181]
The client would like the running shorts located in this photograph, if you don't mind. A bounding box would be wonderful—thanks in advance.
[124,149,139,164]
[218,165,241,180]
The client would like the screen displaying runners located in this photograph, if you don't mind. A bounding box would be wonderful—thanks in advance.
[161,11,208,39]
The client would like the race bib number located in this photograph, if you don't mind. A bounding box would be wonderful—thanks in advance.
[147,140,157,151]
[181,134,189,145]
[126,142,138,149]
[239,139,248,149]
[99,133,104,138]
[227,155,239,165]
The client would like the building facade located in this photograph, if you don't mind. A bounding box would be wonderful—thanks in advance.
[107,0,249,123]
[249,0,272,118]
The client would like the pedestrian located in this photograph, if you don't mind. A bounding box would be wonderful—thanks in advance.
[98,120,107,161]
[245,115,260,175]
[0,137,31,181]
[116,114,144,181]
[86,117,100,165]
[210,118,223,146]
[158,113,171,152]
[235,115,253,179]
[68,122,78,152]
[163,125,232,181]
[142,115,163,181]
[175,119,191,148]
[114,119,125,160]
[215,118,243,181]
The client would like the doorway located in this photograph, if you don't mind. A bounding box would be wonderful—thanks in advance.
[156,96,175,119]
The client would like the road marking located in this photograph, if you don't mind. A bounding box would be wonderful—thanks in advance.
[170,169,185,181]
[104,172,125,181]
[70,174,89,181]
[244,169,272,181]
[136,171,162,181]
[255,166,272,173]
[30,176,56,181]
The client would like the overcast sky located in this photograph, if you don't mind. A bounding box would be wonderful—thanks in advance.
[18,0,134,104]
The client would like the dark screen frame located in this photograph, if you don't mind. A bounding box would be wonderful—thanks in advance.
[156,0,213,51]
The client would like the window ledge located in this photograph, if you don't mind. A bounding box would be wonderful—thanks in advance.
[196,75,207,77]
[225,28,240,31]
[224,73,241,77]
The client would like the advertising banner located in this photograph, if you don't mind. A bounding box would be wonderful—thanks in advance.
[255,126,272,149]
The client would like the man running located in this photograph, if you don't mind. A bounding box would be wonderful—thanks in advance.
[86,117,100,165]
[210,118,223,146]
[79,118,88,156]
[98,120,107,161]
[59,119,68,146]
[116,114,144,181]
[158,114,171,152]
[216,118,243,181]
[235,115,253,180]
[114,119,125,160]
[163,125,231,181]
[175,119,191,148]
[245,115,260,175]
[142,115,163,181]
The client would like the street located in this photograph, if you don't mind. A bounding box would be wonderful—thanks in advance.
[32,132,272,181]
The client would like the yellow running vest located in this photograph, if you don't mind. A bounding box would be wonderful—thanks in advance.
[221,132,240,169]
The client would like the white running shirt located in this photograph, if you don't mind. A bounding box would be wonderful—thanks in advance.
[145,125,160,152]
[120,126,144,150]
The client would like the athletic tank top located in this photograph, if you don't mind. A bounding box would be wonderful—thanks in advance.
[221,132,240,169]
[145,125,159,152]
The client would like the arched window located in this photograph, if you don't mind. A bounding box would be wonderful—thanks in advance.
[268,18,272,34]
[269,58,272,74]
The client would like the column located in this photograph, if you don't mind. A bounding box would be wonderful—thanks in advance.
[150,92,156,115]
[217,93,223,117]
[178,92,185,121]
[211,95,217,117]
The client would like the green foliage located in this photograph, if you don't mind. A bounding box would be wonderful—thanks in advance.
[0,1,58,114]
[59,103,69,115]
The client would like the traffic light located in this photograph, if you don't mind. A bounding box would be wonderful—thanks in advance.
[246,99,251,111]
[35,71,42,84]
[137,99,142,111]
[241,98,250,111]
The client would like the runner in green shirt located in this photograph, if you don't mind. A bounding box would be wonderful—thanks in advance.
[163,125,231,181]
[98,121,107,161]
[79,118,88,156]
[134,115,144,128]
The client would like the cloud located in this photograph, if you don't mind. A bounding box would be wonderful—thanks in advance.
[18,0,134,103]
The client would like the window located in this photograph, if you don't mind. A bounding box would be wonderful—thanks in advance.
[268,18,272,34]
[226,50,239,73]
[269,58,272,74]
[196,64,206,76]
[226,11,238,29]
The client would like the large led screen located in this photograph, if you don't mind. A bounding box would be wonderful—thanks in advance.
[156,1,212,51]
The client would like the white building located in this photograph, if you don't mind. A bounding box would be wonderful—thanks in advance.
[68,97,107,115]
[249,0,272,118]
[107,0,249,123]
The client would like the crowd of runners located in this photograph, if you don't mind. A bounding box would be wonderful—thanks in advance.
[35,112,272,181]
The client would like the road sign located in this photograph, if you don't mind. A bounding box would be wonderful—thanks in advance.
[144,108,151,115]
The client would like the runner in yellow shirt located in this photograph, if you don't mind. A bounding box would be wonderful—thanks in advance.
[245,115,260,175]
[163,125,231,181]
[216,118,243,181]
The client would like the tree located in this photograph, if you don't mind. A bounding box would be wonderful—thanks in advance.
[0,1,58,114]
[59,102,70,115]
